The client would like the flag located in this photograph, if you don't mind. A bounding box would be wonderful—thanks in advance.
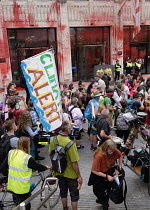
[21,49,62,132]
[131,0,141,38]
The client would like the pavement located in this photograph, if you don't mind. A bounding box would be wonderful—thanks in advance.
[0,87,150,209]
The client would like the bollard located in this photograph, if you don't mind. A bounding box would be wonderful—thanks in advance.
[45,185,51,210]
[19,202,26,210]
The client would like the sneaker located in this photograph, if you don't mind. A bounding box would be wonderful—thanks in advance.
[93,147,97,151]
[90,145,94,150]
[77,145,84,149]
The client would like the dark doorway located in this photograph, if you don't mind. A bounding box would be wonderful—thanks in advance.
[76,45,104,81]
[130,43,147,73]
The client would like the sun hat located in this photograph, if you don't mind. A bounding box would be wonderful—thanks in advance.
[91,90,101,97]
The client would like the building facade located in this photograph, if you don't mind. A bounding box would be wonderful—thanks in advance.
[0,0,150,88]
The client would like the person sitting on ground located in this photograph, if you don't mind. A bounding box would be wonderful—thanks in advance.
[0,136,49,210]
[49,120,83,210]
[68,98,84,149]
[94,109,111,146]
[16,110,44,160]
[88,139,122,210]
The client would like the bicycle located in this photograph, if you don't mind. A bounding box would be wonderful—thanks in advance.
[30,167,60,208]
[0,174,19,210]
[0,167,60,209]
[120,111,150,156]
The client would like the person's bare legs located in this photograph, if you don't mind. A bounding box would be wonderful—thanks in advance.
[93,135,97,147]
[71,201,78,210]
[76,140,80,146]
[61,198,68,209]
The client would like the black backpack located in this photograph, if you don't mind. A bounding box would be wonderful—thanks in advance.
[101,75,109,86]
[109,169,128,210]
[50,136,74,174]
[0,134,16,163]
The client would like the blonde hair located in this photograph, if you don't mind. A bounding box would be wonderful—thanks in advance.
[94,139,117,168]
[12,136,30,158]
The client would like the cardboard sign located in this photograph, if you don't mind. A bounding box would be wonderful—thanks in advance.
[21,50,62,132]
[94,64,114,85]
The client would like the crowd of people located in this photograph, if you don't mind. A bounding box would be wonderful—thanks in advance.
[0,68,150,210]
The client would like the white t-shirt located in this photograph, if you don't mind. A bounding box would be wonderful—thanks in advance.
[98,79,106,94]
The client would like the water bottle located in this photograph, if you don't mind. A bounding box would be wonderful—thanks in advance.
[30,183,35,192]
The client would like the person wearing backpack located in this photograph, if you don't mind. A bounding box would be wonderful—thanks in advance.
[0,119,18,165]
[101,72,111,89]
[88,139,122,210]
[115,100,130,144]
[49,120,83,210]
[68,98,84,149]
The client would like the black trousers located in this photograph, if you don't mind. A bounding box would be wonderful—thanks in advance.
[116,130,130,144]
[115,71,120,81]
[14,192,31,210]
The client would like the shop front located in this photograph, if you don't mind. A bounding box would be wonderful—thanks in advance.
[7,28,56,85]
[123,26,150,73]
[70,27,110,81]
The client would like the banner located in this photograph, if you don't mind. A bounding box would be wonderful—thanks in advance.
[21,50,62,132]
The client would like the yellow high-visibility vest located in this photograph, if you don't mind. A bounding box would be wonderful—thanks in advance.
[115,65,121,72]
[126,62,132,68]
[135,62,141,68]
[7,149,32,194]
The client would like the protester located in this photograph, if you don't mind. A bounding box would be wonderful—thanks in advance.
[0,136,48,210]
[132,92,145,113]
[94,109,111,145]
[121,80,130,99]
[16,110,44,160]
[8,98,28,122]
[145,89,150,125]
[115,100,130,144]
[88,139,122,210]
[49,121,83,210]
[27,99,39,127]
[0,118,4,140]
[97,75,106,94]
[101,72,111,88]
[105,89,116,127]
[90,105,105,151]
[68,98,84,149]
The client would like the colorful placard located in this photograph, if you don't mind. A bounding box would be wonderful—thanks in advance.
[21,50,62,132]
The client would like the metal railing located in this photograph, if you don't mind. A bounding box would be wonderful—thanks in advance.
[13,177,58,210]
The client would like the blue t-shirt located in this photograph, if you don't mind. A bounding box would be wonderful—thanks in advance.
[131,100,141,112]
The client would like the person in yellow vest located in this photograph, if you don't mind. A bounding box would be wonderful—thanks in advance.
[0,136,49,210]
[135,58,142,75]
[114,60,121,81]
[125,58,132,75]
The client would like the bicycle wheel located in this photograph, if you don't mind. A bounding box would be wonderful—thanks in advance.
[0,190,19,210]
[41,181,60,208]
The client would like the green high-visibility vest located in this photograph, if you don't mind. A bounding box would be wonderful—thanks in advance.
[126,62,132,68]
[135,62,141,68]
[7,149,32,194]
[115,65,121,71]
